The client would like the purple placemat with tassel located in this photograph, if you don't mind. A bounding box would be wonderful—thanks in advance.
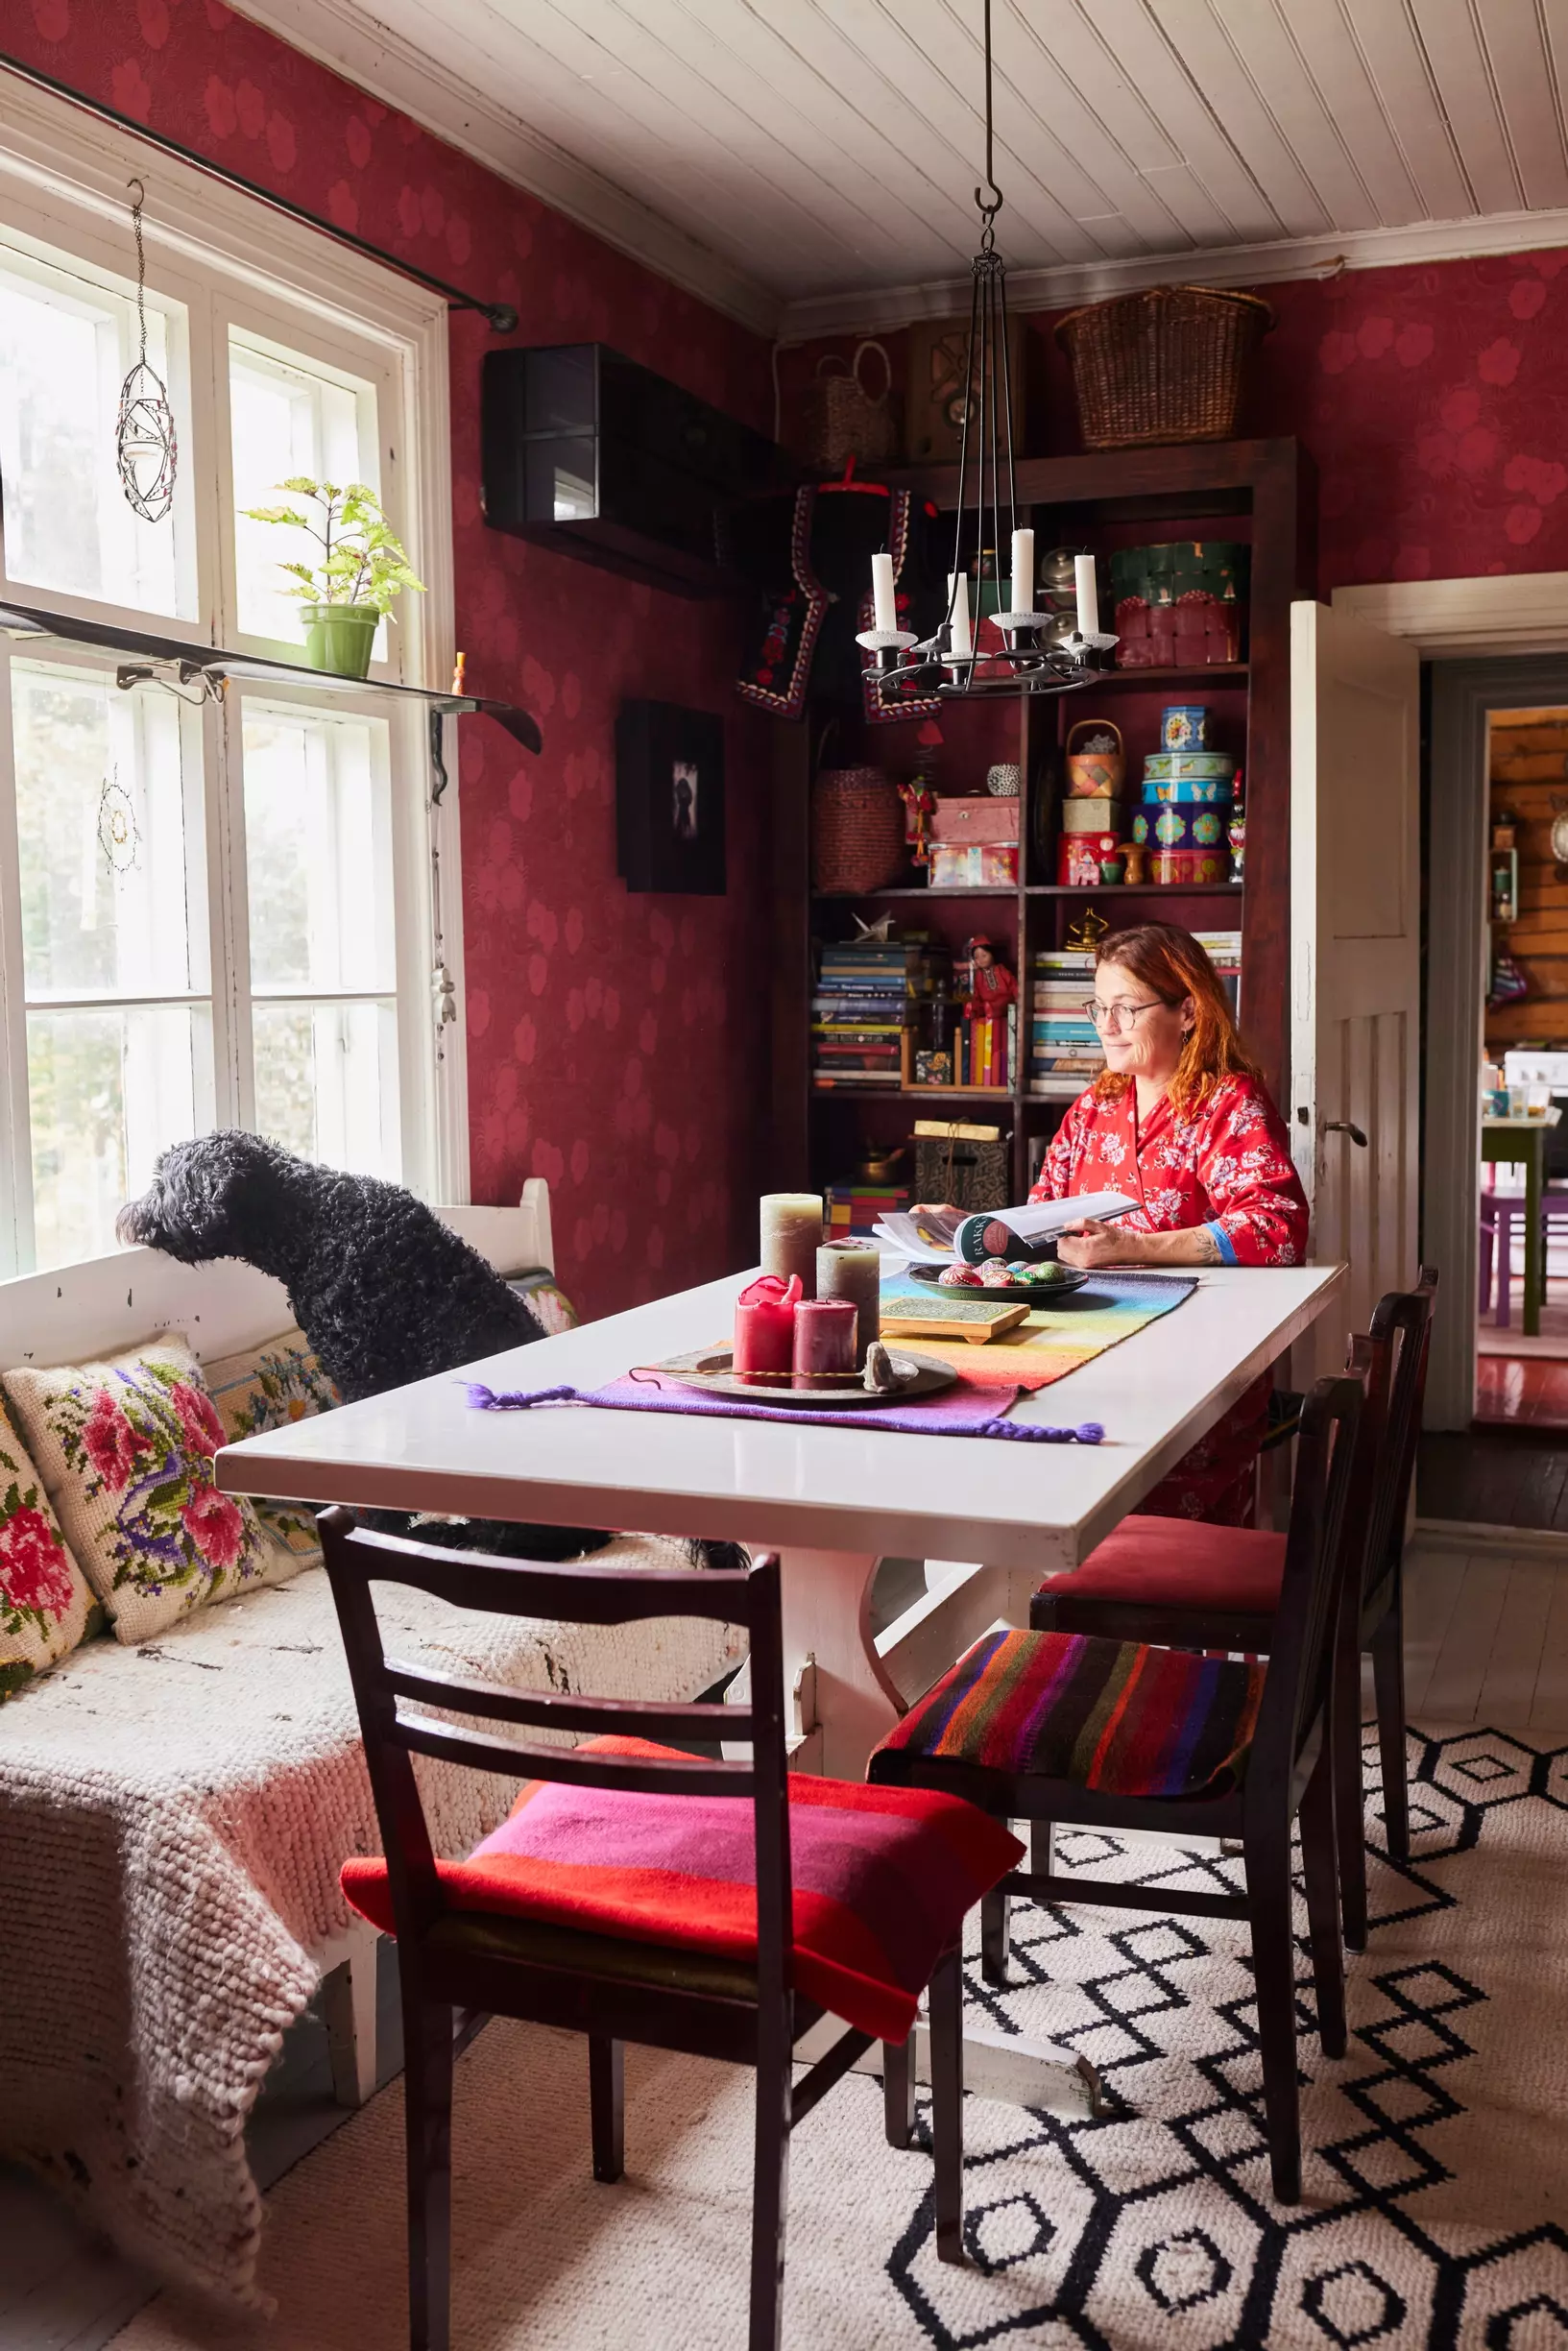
[464,1370,1103,1445]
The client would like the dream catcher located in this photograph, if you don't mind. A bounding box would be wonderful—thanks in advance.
[115,179,178,522]
[97,772,141,875]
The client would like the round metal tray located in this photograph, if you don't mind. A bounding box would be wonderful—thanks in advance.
[905,1262,1089,1297]
[662,1346,959,1408]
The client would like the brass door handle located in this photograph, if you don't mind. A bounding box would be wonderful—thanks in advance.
[1321,1121,1368,1148]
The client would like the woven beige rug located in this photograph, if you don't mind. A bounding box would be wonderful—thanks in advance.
[111,1726,1568,2350]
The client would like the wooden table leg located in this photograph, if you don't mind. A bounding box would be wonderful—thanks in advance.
[1526,1135,1544,1338]
[775,1547,901,1780]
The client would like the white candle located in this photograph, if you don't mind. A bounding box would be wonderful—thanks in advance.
[871,551,897,633]
[1074,552,1098,638]
[760,1193,823,1297]
[1010,527,1035,617]
[948,570,973,660]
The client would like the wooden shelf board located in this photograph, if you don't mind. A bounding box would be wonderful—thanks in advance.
[811,1086,1019,1104]
[1025,884,1243,898]
[813,886,1018,901]
[1071,665,1247,688]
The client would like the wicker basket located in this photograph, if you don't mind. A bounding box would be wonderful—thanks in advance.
[811,764,905,895]
[1055,286,1273,450]
[798,341,897,473]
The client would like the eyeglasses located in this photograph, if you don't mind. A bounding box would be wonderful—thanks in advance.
[1081,997,1169,1031]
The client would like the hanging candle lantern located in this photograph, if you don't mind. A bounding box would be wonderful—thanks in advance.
[115,181,178,524]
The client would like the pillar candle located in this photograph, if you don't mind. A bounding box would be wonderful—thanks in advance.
[947,570,973,660]
[1074,552,1098,639]
[791,1297,857,1388]
[1010,527,1035,617]
[871,551,897,632]
[733,1272,800,1384]
[816,1240,881,1367]
[760,1193,823,1297]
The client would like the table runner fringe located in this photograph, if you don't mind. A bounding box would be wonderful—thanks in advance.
[460,1380,1104,1443]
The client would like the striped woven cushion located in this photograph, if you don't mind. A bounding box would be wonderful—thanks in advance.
[868,1629,1266,1801]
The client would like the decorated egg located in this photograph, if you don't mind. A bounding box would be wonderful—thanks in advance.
[938,1264,984,1289]
[979,1262,1018,1289]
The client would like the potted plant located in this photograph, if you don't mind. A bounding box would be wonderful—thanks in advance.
[241,477,423,679]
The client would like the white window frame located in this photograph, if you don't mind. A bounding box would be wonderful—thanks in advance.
[0,74,468,1278]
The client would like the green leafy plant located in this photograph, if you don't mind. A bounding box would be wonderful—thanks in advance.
[241,477,424,617]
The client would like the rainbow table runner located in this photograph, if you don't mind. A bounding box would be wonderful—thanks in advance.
[875,1270,1196,1388]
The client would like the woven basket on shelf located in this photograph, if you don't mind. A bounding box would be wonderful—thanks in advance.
[1054,286,1273,450]
[798,341,897,473]
[811,764,905,895]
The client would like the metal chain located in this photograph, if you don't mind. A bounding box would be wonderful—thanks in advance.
[129,177,148,366]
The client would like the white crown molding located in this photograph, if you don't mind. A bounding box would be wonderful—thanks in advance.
[1334,572,1568,658]
[227,0,783,340]
[778,206,1568,342]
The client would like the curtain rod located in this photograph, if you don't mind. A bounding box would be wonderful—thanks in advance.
[0,48,519,332]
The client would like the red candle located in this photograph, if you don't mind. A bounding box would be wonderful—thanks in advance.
[791,1297,857,1388]
[734,1273,801,1384]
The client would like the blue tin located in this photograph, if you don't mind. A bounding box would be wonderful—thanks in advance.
[1143,751,1234,783]
[1130,802,1228,850]
[1161,704,1212,751]
[1143,775,1234,805]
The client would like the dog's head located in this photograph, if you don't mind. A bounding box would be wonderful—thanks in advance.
[116,1131,302,1265]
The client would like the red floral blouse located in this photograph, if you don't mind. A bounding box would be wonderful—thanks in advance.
[1029,1076,1310,1522]
[1028,1075,1309,1267]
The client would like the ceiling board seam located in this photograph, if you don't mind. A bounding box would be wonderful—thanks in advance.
[1536,0,1568,190]
[1259,0,1384,225]
[1009,8,1194,250]
[1332,0,1428,221]
[1465,0,1529,209]
[1135,0,1289,241]
[1399,0,1482,211]
[1197,0,1336,235]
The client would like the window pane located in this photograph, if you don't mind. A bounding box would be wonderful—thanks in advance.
[242,705,394,992]
[12,663,202,1001]
[229,333,381,651]
[27,1005,212,1272]
[252,1000,399,1178]
[0,241,186,617]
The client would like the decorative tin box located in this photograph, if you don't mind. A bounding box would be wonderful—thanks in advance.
[1061,797,1124,834]
[929,796,1020,844]
[1161,705,1212,750]
[1143,751,1235,792]
[1130,803,1228,851]
[1151,846,1228,885]
[1058,832,1121,885]
[930,842,1019,888]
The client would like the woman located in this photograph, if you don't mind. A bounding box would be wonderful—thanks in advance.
[1041,922,1308,1521]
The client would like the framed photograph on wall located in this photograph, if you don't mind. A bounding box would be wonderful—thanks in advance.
[615,700,727,894]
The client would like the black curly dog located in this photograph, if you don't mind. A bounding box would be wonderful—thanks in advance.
[117,1132,737,1566]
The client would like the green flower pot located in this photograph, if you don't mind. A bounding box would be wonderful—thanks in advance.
[300,602,378,680]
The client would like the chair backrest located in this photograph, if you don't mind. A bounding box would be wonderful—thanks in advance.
[1364,1266,1438,1601]
[317,1512,789,2005]
[1247,1368,1365,1801]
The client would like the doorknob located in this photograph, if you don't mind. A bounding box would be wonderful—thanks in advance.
[1322,1121,1368,1148]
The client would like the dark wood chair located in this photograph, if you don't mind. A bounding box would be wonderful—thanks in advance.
[317,1515,970,2351]
[1030,1271,1437,1949]
[868,1369,1364,2206]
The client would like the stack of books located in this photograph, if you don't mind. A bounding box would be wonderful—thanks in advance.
[826,1182,909,1240]
[811,939,913,1089]
[1028,947,1105,1099]
[1194,929,1242,1016]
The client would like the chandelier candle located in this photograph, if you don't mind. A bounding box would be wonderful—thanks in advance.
[871,551,898,633]
[1074,553,1098,640]
[948,571,974,660]
[816,1240,882,1367]
[733,1272,801,1384]
[792,1297,858,1388]
[760,1193,824,1296]
[1011,528,1035,617]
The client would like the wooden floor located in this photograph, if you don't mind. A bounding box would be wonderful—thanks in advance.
[3,1539,1564,2351]
[1417,1426,1568,1529]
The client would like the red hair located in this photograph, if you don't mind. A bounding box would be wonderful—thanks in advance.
[1091,923,1262,1116]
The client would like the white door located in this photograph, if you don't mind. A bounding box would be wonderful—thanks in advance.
[1291,601,1422,1381]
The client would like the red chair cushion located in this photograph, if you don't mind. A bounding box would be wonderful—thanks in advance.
[1035,1514,1286,1614]
[341,1736,1021,2044]
[869,1629,1266,1802]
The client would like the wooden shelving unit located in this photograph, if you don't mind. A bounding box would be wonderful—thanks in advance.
[768,437,1315,1202]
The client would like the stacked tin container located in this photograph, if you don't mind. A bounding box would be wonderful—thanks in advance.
[1128,705,1235,885]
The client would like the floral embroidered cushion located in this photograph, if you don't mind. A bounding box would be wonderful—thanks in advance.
[204,1328,340,1562]
[507,1270,579,1337]
[0,1390,99,1700]
[4,1336,293,1645]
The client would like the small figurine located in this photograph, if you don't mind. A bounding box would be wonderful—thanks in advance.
[964,933,1017,1018]
[1227,764,1246,884]
[1064,906,1110,953]
[852,909,897,944]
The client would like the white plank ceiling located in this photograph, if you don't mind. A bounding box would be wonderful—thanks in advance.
[240,0,1568,332]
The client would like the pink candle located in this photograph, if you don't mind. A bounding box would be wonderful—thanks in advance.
[734,1273,800,1384]
[791,1297,857,1389]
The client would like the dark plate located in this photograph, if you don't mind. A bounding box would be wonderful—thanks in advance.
[905,1261,1090,1297]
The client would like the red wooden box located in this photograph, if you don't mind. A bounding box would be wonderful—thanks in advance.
[929,796,1021,844]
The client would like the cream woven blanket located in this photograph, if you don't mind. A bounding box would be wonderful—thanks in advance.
[0,1542,742,2308]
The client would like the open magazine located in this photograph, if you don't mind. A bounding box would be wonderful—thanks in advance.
[873,1193,1141,1267]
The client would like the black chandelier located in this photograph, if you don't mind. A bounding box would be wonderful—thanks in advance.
[857,0,1117,700]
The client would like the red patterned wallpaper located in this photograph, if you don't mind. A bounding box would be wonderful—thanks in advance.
[782,245,1568,591]
[10,0,774,1321]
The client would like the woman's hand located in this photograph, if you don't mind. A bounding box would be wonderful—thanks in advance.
[1056,1220,1131,1270]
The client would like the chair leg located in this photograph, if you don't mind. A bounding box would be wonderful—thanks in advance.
[882,2032,916,2149]
[589,2034,624,2184]
[1330,1617,1368,1954]
[928,1946,966,2266]
[402,1982,454,2351]
[748,2000,792,2351]
[980,1887,1010,1986]
[1299,1749,1346,2060]
[1245,1831,1302,2206]
[1371,1589,1411,1865]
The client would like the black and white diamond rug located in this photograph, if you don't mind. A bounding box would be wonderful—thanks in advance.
[111,1727,1568,2351]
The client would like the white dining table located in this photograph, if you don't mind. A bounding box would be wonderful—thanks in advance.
[216,1256,1344,2121]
